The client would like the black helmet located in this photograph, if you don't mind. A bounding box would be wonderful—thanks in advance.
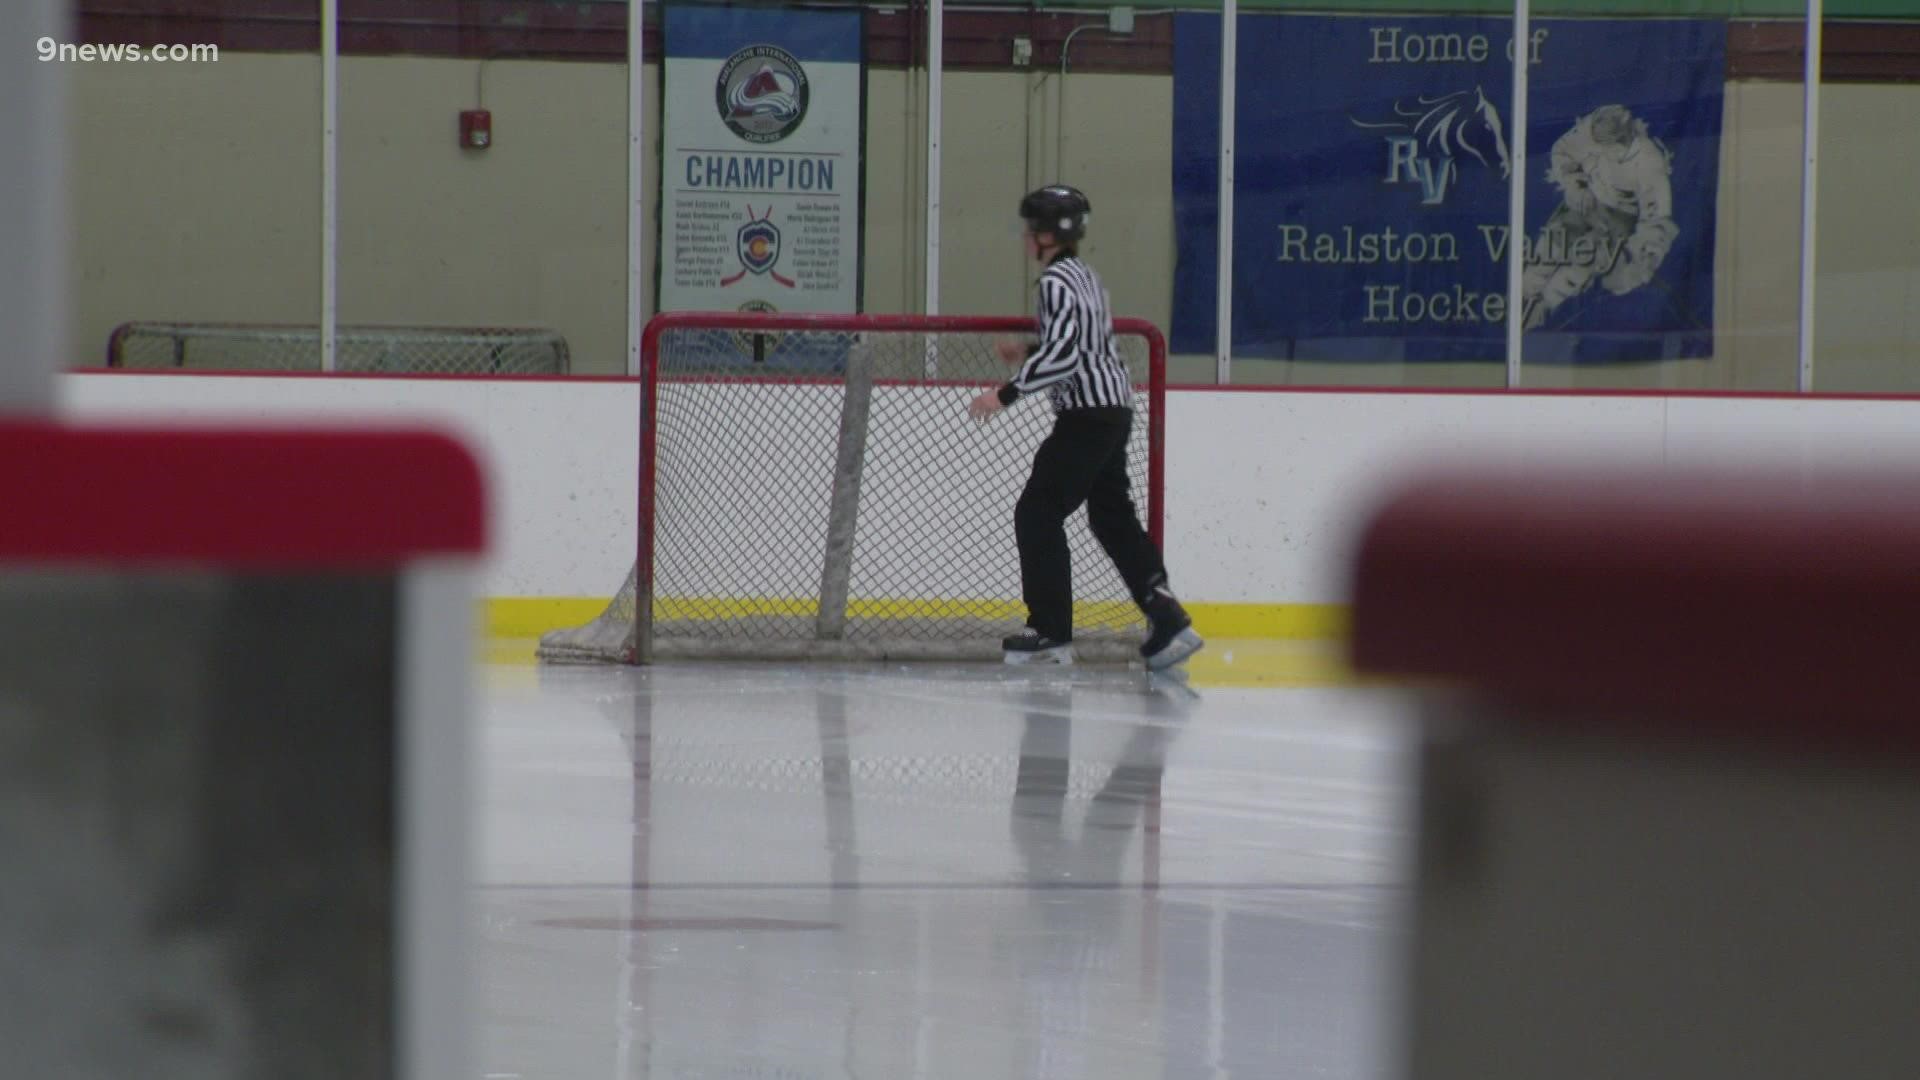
[1019,185,1091,242]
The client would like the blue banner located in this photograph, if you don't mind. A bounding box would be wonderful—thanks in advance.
[664,6,863,63]
[1173,16,1724,363]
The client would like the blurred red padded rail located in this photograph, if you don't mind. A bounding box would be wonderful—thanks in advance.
[1349,466,1920,744]
[0,422,485,567]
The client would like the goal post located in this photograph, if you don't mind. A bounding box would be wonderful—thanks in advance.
[539,311,1167,664]
[816,341,875,642]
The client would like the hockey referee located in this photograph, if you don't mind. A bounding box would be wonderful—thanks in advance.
[967,184,1203,670]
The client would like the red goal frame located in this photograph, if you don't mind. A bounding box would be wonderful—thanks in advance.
[634,310,1169,657]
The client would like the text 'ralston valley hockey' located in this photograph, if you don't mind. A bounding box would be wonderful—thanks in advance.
[1277,223,1634,324]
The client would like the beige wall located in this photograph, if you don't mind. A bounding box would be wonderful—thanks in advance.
[68,56,1919,386]
[335,58,646,375]
[920,70,1182,378]
[70,55,649,375]
[1809,83,1920,392]
[861,67,924,318]
[70,54,323,363]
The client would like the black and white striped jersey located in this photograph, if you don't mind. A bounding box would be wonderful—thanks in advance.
[1001,255,1134,412]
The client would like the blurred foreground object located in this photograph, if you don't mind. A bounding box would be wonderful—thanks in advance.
[1351,465,1920,1080]
[0,422,486,1080]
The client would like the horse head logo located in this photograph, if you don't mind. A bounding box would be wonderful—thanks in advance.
[1353,87,1511,182]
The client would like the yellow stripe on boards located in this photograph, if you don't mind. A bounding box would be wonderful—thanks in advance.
[1185,603,1348,641]
[484,598,608,639]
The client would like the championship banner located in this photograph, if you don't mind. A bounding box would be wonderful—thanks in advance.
[1172,16,1724,363]
[662,6,863,316]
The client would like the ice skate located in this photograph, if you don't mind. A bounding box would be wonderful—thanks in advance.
[1002,629,1076,666]
[1140,586,1203,671]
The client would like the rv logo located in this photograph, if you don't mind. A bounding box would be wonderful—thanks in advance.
[1351,88,1510,206]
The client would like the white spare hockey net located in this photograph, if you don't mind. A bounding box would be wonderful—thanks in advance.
[106,321,570,374]
[539,313,1166,663]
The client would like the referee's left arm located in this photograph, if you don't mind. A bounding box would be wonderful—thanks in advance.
[999,277,1080,405]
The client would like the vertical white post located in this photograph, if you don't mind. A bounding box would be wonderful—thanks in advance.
[925,0,943,318]
[2,0,65,412]
[1797,0,1822,393]
[628,0,647,376]
[322,0,339,372]
[1214,0,1236,385]
[1504,0,1530,388]
[397,565,476,1080]
[923,0,943,377]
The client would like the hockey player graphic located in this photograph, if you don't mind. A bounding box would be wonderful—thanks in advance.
[1522,104,1678,330]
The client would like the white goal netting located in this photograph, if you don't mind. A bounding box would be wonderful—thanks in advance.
[539,314,1166,664]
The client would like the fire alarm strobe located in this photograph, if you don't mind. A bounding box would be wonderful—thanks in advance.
[460,109,491,149]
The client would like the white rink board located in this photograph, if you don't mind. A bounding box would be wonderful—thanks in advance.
[61,373,1920,610]
[62,374,641,600]
[1162,391,1669,605]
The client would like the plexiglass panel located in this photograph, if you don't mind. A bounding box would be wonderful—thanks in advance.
[70,3,320,372]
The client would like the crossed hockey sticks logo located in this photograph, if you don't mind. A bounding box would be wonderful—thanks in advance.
[720,206,797,289]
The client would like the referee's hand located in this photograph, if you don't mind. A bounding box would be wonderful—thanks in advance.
[968,388,1004,421]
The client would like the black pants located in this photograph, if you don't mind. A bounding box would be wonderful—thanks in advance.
[1015,407,1165,641]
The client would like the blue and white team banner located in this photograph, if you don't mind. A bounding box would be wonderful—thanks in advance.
[1173,16,1724,363]
[663,6,863,315]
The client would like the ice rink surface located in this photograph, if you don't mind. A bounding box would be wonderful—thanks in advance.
[476,650,1415,1079]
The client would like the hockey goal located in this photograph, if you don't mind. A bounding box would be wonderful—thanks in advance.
[106,321,570,374]
[539,311,1166,664]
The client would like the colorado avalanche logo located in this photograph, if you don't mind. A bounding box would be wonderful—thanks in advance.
[717,45,809,144]
[720,207,796,289]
